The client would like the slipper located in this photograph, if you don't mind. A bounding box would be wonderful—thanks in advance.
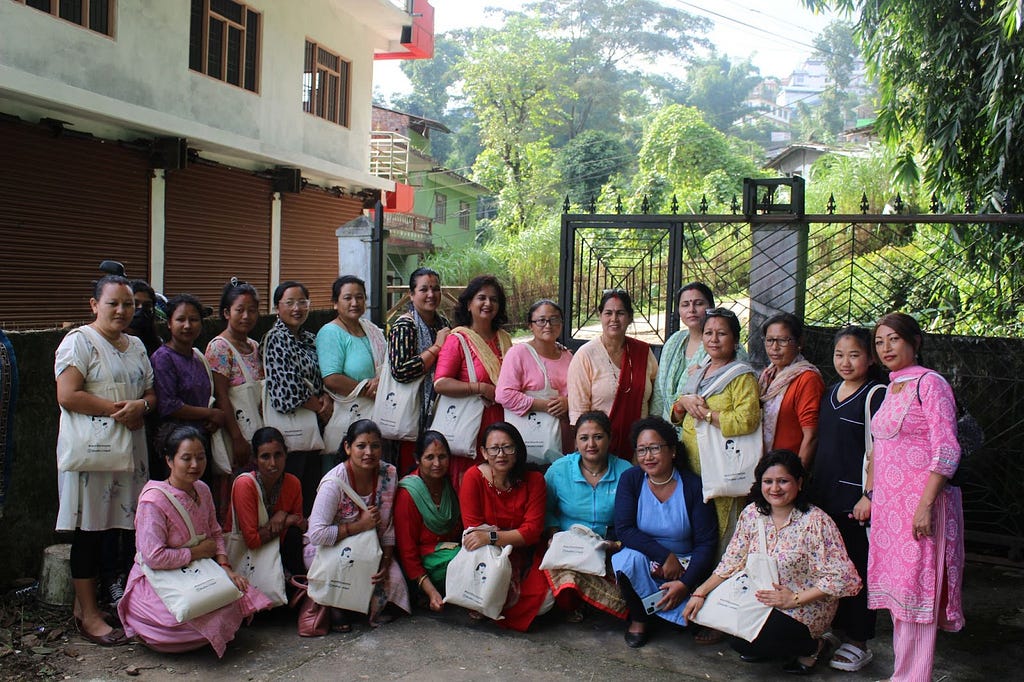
[693,626,725,645]
[829,643,874,672]
[75,618,128,647]
[467,610,485,621]
[565,609,585,624]
[329,610,352,633]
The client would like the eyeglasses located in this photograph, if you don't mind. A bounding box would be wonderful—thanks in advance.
[484,444,517,456]
[281,299,310,310]
[530,316,562,327]
[764,337,796,347]
[634,443,669,458]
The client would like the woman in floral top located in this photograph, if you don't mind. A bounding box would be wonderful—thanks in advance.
[684,449,860,675]
[263,281,332,515]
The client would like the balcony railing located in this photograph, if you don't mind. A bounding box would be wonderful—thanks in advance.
[370,131,410,182]
[383,212,432,247]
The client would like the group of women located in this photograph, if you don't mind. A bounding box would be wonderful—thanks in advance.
[55,271,964,682]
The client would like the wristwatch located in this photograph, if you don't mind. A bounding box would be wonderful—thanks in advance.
[489,530,498,545]
[863,489,874,501]
[142,398,152,414]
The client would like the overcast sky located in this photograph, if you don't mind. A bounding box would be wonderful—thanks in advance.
[373,0,851,95]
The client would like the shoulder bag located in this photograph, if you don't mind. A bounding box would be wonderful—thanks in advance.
[538,523,607,576]
[226,473,288,607]
[306,476,383,614]
[694,363,762,501]
[195,349,233,474]
[691,517,778,642]
[138,486,243,623]
[323,380,373,455]
[429,333,485,458]
[262,378,325,453]
[55,326,134,473]
[372,353,423,442]
[502,344,562,465]
[223,339,264,442]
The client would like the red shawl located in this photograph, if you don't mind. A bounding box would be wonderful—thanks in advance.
[608,337,649,462]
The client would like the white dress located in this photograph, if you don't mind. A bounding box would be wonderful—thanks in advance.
[55,330,153,531]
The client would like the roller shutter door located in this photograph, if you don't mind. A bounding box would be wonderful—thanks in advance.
[280,188,362,310]
[0,120,150,329]
[164,163,273,312]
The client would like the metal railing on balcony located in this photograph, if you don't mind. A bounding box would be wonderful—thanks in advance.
[383,211,431,235]
[370,131,410,182]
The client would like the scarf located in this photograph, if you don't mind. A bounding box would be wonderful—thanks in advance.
[655,329,708,421]
[681,358,756,398]
[608,337,650,461]
[410,307,447,423]
[253,470,283,513]
[397,474,458,536]
[450,326,512,385]
[356,317,388,371]
[758,355,821,450]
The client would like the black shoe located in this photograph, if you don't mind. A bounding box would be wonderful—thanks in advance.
[624,629,649,648]
[782,658,818,675]
[740,654,772,663]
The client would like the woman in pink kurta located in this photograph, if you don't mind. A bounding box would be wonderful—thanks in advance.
[118,426,271,657]
[867,313,964,682]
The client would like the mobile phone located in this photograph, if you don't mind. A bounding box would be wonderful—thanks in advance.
[641,590,664,615]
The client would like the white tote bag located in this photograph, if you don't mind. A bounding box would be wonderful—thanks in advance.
[691,518,779,642]
[429,333,485,458]
[372,355,423,442]
[538,524,607,576]
[55,326,135,473]
[139,487,243,623]
[225,341,264,442]
[502,344,562,465]
[262,380,325,453]
[306,477,383,614]
[693,363,761,502]
[443,525,513,620]
[226,473,287,607]
[323,381,373,455]
[196,350,234,475]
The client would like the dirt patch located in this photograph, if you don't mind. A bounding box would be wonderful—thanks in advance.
[0,597,78,680]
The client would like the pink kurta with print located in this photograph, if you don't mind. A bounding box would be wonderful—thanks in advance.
[118,481,272,657]
[867,367,965,630]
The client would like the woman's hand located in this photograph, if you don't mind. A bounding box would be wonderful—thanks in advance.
[755,583,799,608]
[434,327,450,348]
[225,567,248,592]
[655,580,690,612]
[851,496,871,524]
[204,407,226,432]
[423,580,444,611]
[462,529,492,551]
[546,395,569,418]
[110,399,146,429]
[478,383,496,404]
[190,537,218,561]
[661,553,684,580]
[317,394,334,421]
[682,592,705,621]
[673,394,708,420]
[912,498,934,539]
[266,510,289,536]
[362,377,379,399]
[352,505,380,534]
[231,434,251,468]
[371,555,391,585]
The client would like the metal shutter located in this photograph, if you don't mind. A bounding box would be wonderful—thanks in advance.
[280,188,362,310]
[0,119,150,329]
[164,163,272,312]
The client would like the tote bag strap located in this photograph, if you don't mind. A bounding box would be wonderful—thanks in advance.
[520,342,552,392]
[697,362,753,399]
[757,516,769,554]
[863,384,886,456]
[452,333,479,384]
[147,486,202,547]
[231,472,269,533]
[194,348,216,400]
[224,338,257,385]
[75,325,120,387]
[333,475,370,512]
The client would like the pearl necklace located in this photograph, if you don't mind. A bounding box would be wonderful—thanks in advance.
[647,473,675,486]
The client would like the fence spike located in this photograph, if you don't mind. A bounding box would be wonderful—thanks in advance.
[826,193,836,215]
[588,196,597,214]
[641,195,650,214]
[699,194,709,214]
[930,193,941,213]
[964,193,975,213]
[730,195,739,215]
[893,193,904,214]
[671,195,679,214]
[615,194,623,214]
[563,194,571,213]
[860,193,870,214]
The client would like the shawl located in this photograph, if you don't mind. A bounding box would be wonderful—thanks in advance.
[410,307,445,418]
[450,326,512,384]
[397,474,458,535]
[654,329,708,421]
[357,317,388,372]
[682,358,757,398]
[758,355,821,452]
[608,337,651,461]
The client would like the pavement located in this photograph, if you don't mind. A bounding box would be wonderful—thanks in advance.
[54,560,1024,681]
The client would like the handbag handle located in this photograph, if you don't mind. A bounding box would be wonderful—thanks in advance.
[146,485,203,548]
[452,333,479,384]
[74,325,123,390]
[230,472,269,538]
[520,343,552,392]
[862,384,886,458]
[757,516,769,554]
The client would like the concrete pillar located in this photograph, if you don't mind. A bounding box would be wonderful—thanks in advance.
[149,169,165,291]
[270,192,282,313]
[336,214,376,316]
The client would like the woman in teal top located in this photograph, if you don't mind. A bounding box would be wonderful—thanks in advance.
[542,411,631,621]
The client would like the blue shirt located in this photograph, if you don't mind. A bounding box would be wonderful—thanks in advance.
[544,452,632,537]
[315,322,375,382]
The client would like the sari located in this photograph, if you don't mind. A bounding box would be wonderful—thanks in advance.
[608,337,651,462]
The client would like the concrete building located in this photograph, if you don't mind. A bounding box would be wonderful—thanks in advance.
[0,0,433,327]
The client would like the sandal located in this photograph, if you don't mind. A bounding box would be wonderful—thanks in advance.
[565,609,585,624]
[330,610,352,633]
[467,610,485,621]
[829,643,874,672]
[693,626,725,645]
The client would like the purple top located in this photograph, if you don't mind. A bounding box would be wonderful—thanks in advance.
[151,345,212,425]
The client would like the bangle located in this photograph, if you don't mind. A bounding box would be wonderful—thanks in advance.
[142,398,152,414]
[705,411,713,423]
[793,591,801,606]
[863,489,873,501]
[416,575,429,588]
[218,561,231,568]
[691,593,706,600]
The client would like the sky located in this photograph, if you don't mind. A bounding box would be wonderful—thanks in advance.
[373,0,851,96]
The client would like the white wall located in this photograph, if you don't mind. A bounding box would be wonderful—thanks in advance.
[0,0,405,187]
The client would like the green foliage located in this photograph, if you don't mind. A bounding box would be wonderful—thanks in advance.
[420,245,508,286]
[805,147,926,214]
[683,54,762,132]
[557,130,631,208]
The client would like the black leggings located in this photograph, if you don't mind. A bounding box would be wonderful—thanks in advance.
[730,608,817,659]
[286,450,323,517]
[617,571,651,624]
[70,529,111,579]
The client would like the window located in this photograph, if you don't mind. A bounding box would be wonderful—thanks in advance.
[459,201,470,230]
[188,0,261,93]
[434,193,447,223]
[16,0,113,35]
[303,40,350,126]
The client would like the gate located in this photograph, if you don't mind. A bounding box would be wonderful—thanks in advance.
[559,177,1024,560]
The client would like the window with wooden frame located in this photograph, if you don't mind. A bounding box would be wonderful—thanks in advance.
[15,0,114,36]
[434,193,447,223]
[188,0,260,93]
[302,40,350,126]
[459,200,471,230]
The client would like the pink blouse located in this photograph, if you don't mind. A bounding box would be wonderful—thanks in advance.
[495,342,572,415]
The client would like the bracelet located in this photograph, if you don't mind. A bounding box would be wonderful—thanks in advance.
[218,561,231,568]
[705,411,713,423]
[416,575,429,588]
[691,593,706,600]
[793,591,801,606]
[863,489,874,501]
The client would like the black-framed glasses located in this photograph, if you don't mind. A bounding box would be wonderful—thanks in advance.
[530,316,563,327]
[484,444,517,456]
[635,443,669,458]
[764,337,796,347]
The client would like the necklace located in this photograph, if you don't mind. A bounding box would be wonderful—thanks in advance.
[487,477,515,495]
[647,472,675,486]
[580,462,607,478]
[168,480,199,504]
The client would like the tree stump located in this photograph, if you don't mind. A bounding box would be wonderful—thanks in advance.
[38,543,74,606]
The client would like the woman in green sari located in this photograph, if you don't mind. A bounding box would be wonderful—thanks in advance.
[394,430,462,611]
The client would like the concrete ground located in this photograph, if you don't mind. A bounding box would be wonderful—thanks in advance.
[50,560,1024,681]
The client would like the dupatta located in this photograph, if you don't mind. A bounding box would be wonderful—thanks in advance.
[608,337,650,461]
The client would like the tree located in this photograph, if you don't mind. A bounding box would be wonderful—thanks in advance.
[683,54,762,132]
[556,130,631,208]
[803,1,1024,206]
[794,20,861,143]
